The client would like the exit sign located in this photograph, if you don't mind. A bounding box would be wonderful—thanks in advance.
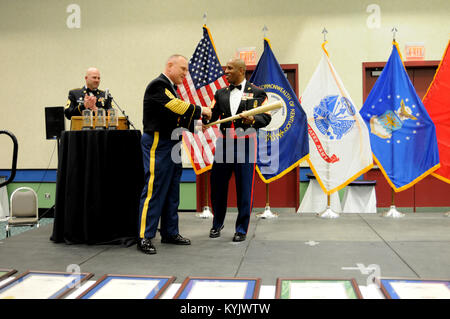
[236,47,258,66]
[405,42,425,61]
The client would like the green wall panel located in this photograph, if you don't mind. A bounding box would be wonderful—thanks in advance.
[4,182,347,212]
[179,183,196,211]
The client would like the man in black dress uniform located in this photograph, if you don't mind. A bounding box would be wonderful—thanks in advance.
[204,58,271,242]
[64,67,113,120]
[138,54,212,254]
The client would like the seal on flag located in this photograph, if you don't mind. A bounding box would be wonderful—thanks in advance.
[369,98,418,139]
[313,95,356,140]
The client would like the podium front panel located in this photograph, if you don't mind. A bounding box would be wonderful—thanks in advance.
[51,130,144,244]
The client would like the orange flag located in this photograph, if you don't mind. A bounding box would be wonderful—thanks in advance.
[423,40,450,183]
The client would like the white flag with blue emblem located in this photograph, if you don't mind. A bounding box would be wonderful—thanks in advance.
[301,45,373,195]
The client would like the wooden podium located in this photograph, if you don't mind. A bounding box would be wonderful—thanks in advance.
[70,116,129,130]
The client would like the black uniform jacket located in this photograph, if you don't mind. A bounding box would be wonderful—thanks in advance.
[143,74,202,138]
[64,86,112,120]
[207,82,271,135]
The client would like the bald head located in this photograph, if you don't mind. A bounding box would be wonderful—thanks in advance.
[224,58,246,85]
[85,67,101,90]
[229,58,246,71]
[164,55,188,85]
[166,54,187,64]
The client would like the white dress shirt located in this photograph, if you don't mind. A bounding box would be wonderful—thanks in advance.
[229,79,246,116]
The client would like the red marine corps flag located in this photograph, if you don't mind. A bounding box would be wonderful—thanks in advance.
[177,25,228,174]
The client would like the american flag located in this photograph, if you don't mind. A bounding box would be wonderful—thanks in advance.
[178,25,228,174]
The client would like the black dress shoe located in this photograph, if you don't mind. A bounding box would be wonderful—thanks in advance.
[161,234,191,245]
[232,232,246,242]
[137,238,156,254]
[209,226,224,238]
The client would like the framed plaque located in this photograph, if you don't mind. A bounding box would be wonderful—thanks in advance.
[0,270,93,299]
[174,277,261,299]
[379,278,450,299]
[0,269,17,282]
[77,274,175,299]
[276,278,363,299]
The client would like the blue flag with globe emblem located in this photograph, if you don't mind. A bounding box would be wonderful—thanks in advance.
[250,38,309,183]
[360,42,440,191]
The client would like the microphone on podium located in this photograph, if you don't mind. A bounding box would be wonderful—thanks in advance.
[104,88,136,130]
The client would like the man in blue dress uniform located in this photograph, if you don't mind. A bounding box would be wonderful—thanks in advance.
[138,54,211,254]
[64,67,113,120]
[205,58,271,242]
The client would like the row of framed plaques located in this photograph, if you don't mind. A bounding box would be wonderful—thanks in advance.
[0,270,449,299]
[276,277,449,299]
[0,270,93,299]
[0,269,17,282]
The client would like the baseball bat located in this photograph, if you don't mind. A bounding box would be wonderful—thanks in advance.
[204,101,282,128]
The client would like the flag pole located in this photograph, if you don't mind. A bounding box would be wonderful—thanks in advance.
[381,28,405,219]
[256,182,279,219]
[256,25,278,220]
[318,194,340,219]
[195,14,212,219]
[196,171,213,218]
[317,29,339,219]
[383,187,404,218]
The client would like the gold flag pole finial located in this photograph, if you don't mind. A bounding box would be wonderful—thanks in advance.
[203,13,207,26]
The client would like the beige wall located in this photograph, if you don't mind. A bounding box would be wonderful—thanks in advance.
[0,0,449,168]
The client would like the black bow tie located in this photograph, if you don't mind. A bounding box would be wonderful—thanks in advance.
[229,84,242,91]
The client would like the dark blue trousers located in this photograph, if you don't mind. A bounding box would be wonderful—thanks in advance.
[210,136,257,235]
[138,132,182,239]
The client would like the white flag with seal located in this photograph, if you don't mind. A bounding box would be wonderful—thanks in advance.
[302,44,373,195]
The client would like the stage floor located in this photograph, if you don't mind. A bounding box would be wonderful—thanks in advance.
[1,211,449,299]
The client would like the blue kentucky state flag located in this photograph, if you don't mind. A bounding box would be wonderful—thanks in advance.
[360,42,440,191]
[250,38,309,183]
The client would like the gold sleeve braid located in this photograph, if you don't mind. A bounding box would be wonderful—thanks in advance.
[164,88,190,115]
